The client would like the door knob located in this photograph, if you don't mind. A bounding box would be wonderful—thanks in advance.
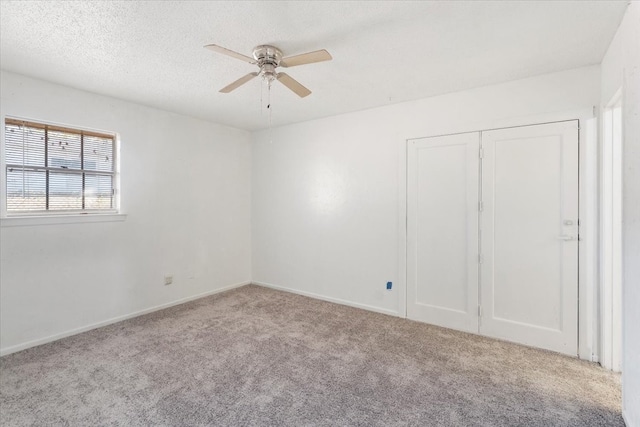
[558,235,574,241]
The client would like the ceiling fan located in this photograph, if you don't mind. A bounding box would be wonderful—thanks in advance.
[205,44,332,98]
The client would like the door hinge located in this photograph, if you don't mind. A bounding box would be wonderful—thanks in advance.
[478,254,484,264]
[479,148,484,159]
[478,305,482,317]
[478,201,484,212]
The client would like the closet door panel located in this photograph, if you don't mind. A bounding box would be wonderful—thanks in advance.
[407,133,479,333]
[480,121,579,356]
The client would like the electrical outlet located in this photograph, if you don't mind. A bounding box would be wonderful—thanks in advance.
[164,275,173,286]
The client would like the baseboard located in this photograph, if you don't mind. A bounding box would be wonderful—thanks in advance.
[252,280,399,317]
[623,410,634,427]
[0,280,251,357]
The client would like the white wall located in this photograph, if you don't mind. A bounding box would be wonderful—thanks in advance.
[252,66,600,318]
[0,71,252,355]
[601,3,640,426]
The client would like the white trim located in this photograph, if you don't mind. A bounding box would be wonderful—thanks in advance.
[579,117,600,362]
[0,115,6,216]
[252,281,400,317]
[1,213,127,227]
[402,108,595,143]
[0,280,251,356]
[623,411,633,427]
[397,137,408,317]
[599,92,624,371]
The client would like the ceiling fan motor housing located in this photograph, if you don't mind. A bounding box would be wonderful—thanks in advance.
[253,45,282,82]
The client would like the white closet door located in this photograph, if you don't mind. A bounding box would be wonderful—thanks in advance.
[407,133,479,333]
[480,121,578,355]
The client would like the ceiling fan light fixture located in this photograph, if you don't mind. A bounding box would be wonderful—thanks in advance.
[259,63,277,85]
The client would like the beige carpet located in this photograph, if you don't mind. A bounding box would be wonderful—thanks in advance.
[0,285,622,426]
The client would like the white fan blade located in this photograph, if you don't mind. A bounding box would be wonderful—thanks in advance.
[220,72,258,93]
[280,49,332,68]
[277,73,311,98]
[205,44,256,64]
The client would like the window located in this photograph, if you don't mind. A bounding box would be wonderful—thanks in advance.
[4,118,116,215]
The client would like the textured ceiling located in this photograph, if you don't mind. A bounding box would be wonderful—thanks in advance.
[0,1,628,131]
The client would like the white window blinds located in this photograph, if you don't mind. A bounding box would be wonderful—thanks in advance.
[5,118,116,213]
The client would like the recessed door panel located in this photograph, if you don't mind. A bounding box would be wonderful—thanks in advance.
[480,121,578,355]
[407,133,479,333]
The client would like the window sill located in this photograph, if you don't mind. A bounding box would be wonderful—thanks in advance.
[0,213,127,227]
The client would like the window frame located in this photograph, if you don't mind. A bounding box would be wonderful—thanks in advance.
[1,116,121,219]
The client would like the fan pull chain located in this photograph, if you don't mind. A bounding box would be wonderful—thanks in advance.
[268,79,273,143]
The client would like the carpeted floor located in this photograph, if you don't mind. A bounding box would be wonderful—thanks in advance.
[0,285,623,426]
